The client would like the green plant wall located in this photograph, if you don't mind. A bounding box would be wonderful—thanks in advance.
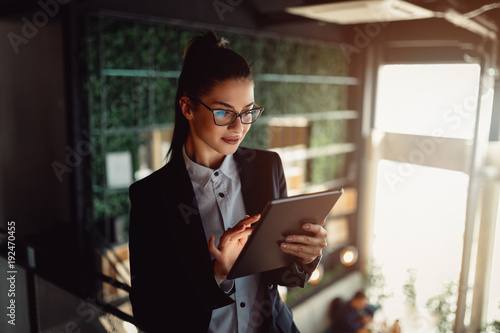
[84,16,351,245]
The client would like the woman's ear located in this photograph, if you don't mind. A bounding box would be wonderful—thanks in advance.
[179,97,194,120]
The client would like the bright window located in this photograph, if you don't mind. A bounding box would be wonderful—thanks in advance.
[369,63,482,331]
[375,64,480,139]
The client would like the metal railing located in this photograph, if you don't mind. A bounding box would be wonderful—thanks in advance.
[0,231,143,333]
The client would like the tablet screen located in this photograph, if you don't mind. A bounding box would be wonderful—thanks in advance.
[227,188,343,279]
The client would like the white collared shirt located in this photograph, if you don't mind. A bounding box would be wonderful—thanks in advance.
[183,147,265,333]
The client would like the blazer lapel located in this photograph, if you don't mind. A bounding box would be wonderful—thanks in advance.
[160,152,212,263]
[234,148,269,215]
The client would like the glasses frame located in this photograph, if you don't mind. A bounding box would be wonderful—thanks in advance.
[188,96,264,126]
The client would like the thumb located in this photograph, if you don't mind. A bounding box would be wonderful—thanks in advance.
[208,235,221,259]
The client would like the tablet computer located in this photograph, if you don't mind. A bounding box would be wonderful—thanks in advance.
[227,188,343,280]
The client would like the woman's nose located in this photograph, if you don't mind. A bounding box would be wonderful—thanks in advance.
[228,117,244,132]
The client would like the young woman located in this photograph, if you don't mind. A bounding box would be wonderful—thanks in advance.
[128,31,328,332]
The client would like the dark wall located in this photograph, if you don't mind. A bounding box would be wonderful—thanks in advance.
[0,14,70,237]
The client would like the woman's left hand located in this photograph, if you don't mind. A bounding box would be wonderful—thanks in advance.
[279,221,327,264]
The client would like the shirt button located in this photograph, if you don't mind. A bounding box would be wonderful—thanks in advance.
[214,171,219,176]
[240,302,246,308]
[218,193,225,198]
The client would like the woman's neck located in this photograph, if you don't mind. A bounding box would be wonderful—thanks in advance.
[184,135,225,169]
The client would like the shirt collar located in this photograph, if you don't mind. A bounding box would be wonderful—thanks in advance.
[218,154,238,181]
[182,146,238,188]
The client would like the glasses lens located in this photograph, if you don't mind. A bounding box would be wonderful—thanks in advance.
[213,110,237,125]
[213,108,263,125]
[241,109,262,124]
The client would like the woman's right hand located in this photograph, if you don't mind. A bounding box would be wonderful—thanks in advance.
[208,214,260,284]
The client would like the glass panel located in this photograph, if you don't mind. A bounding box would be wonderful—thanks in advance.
[486,196,500,326]
[370,160,469,330]
[375,64,481,139]
[369,62,486,331]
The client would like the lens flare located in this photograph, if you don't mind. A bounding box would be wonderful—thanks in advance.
[343,251,354,263]
[309,264,324,285]
[340,246,358,266]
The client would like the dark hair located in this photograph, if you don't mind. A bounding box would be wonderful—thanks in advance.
[352,291,367,300]
[167,31,253,160]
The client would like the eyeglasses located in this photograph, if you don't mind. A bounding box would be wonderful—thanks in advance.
[188,96,264,126]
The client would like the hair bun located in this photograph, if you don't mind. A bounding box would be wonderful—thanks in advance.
[217,37,229,48]
[183,31,228,59]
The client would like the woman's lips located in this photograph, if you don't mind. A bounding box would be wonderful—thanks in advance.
[222,137,241,145]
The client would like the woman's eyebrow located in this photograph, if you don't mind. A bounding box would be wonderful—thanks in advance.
[212,101,255,109]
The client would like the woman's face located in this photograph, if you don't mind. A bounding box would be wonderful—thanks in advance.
[182,79,254,168]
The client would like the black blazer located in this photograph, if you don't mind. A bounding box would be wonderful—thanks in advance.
[128,147,313,332]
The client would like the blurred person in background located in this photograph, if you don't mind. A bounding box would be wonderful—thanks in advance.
[330,291,379,333]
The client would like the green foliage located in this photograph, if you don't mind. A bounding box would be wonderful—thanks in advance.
[309,119,347,184]
[310,155,346,184]
[491,321,500,332]
[485,303,500,332]
[402,268,417,308]
[310,119,347,147]
[489,320,500,333]
[84,16,349,245]
[365,262,392,305]
[425,281,458,333]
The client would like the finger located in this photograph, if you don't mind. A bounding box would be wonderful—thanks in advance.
[284,234,327,249]
[280,242,322,262]
[208,235,221,259]
[229,227,254,241]
[239,214,260,226]
[225,225,255,243]
[302,223,327,237]
[281,249,320,264]
[280,242,322,257]
[219,223,252,244]
[219,224,245,243]
[229,215,260,232]
[220,215,260,243]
